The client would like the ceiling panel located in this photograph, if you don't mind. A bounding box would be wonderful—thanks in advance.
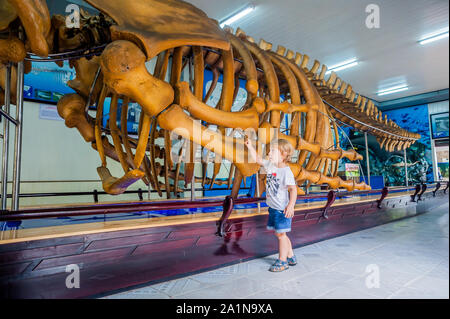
[187,0,449,102]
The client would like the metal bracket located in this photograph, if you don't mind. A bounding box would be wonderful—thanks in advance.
[216,195,234,237]
[432,182,441,197]
[376,187,389,209]
[0,108,19,126]
[321,190,336,220]
[410,184,421,202]
[417,183,427,202]
[93,189,99,203]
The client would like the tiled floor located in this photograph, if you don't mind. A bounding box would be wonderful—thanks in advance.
[101,203,449,299]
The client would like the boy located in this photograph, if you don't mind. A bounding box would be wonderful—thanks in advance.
[245,138,298,272]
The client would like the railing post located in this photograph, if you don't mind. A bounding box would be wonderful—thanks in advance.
[11,34,25,211]
[1,63,11,211]
[404,149,408,187]
[255,172,261,211]
[191,173,195,201]
[93,189,99,203]
[148,180,151,200]
[364,132,371,186]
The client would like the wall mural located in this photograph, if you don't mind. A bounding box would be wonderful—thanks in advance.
[338,104,433,186]
[384,104,433,184]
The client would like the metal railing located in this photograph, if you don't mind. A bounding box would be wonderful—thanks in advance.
[0,186,251,204]
[1,30,25,212]
[0,185,434,222]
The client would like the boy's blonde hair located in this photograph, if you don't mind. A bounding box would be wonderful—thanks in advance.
[271,139,294,163]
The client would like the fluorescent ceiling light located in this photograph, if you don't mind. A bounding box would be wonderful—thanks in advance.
[67,0,96,10]
[220,5,255,28]
[325,58,358,74]
[377,85,409,96]
[419,31,449,45]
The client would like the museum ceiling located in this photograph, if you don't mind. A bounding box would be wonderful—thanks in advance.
[187,0,449,103]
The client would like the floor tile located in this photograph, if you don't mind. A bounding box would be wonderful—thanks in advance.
[270,269,357,298]
[173,277,271,299]
[151,278,211,297]
[405,275,450,297]
[101,287,170,299]
[244,286,308,299]
[388,286,448,299]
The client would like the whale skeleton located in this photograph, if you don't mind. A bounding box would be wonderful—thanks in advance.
[0,0,420,199]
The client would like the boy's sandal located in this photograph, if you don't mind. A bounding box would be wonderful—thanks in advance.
[269,259,289,272]
[287,255,298,266]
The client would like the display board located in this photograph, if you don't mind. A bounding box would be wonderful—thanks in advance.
[430,112,449,139]
[345,163,360,178]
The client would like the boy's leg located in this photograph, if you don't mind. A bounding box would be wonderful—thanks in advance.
[286,235,294,258]
[275,232,290,261]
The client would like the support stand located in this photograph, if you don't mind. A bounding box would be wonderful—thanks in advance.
[432,182,441,197]
[417,183,427,202]
[216,171,242,237]
[216,195,234,237]
[444,182,449,194]
[410,184,421,202]
[377,187,389,209]
[321,190,336,220]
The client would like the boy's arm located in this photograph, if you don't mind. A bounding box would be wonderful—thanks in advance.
[244,138,264,166]
[284,185,297,218]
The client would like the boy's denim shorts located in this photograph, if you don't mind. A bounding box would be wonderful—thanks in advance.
[267,207,292,233]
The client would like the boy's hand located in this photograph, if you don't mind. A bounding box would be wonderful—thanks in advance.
[244,135,251,148]
[284,204,295,218]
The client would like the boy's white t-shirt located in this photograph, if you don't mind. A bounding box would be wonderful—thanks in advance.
[262,160,297,211]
